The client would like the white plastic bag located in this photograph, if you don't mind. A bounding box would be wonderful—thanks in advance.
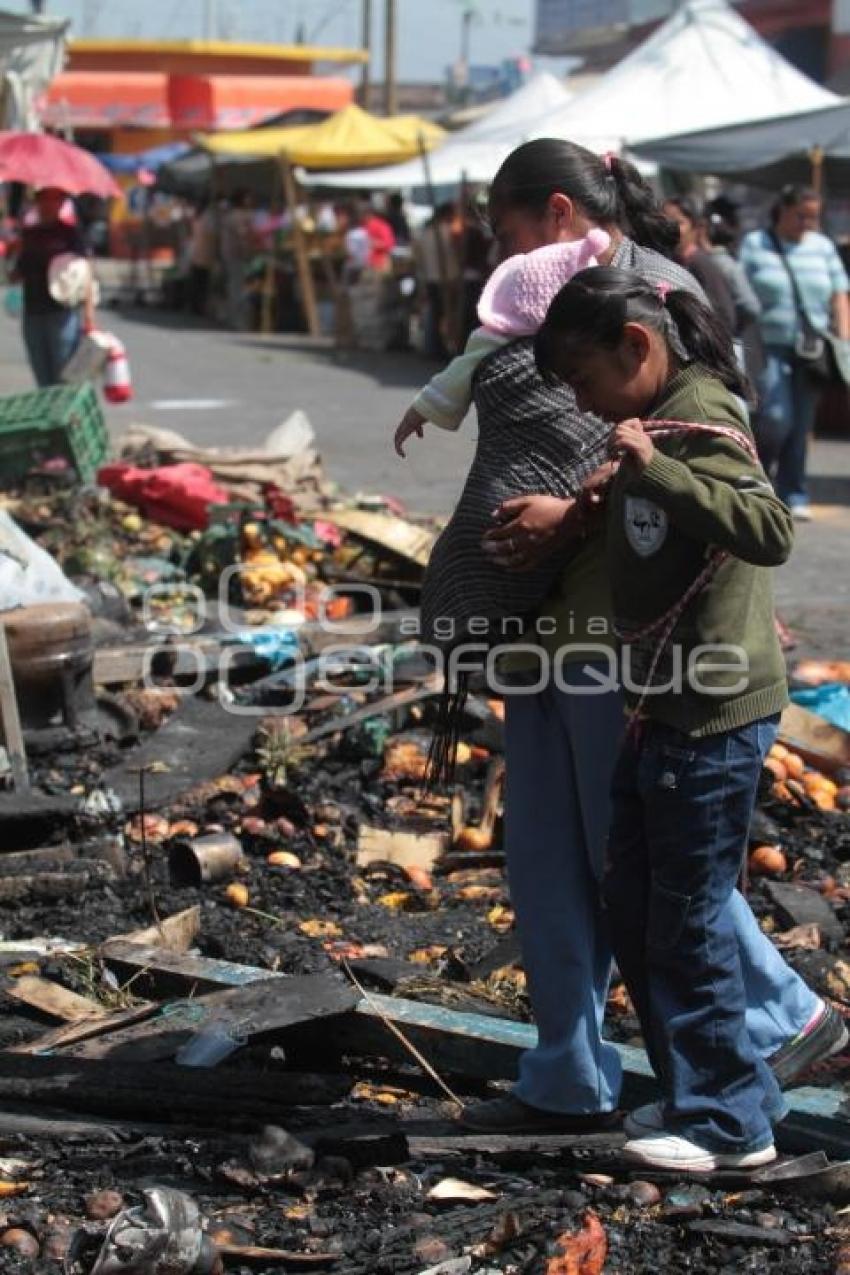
[61,328,113,384]
[0,511,83,611]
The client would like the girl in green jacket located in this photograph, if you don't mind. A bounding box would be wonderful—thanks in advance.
[533,267,792,1172]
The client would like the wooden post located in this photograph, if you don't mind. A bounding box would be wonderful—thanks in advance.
[420,137,457,353]
[360,0,372,108]
[384,0,397,116]
[279,154,321,338]
[811,145,825,198]
[0,626,28,793]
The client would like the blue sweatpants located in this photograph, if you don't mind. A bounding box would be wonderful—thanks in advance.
[504,666,819,1115]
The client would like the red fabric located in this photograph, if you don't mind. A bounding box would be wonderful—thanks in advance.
[97,462,229,531]
[364,214,395,271]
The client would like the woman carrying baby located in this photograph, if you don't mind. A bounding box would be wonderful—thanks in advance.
[409,139,836,1135]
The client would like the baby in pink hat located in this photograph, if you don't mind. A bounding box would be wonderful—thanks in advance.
[394,228,609,456]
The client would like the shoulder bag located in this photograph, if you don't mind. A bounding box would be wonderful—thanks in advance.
[769,231,850,387]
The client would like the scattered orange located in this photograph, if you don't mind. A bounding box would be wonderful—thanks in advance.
[784,752,805,780]
[267,850,301,869]
[225,882,249,908]
[404,865,434,892]
[764,757,787,783]
[455,825,493,851]
[749,845,787,877]
[769,743,789,761]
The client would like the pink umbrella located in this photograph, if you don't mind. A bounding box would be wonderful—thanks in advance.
[0,131,121,199]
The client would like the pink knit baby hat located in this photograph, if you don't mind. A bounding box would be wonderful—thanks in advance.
[477,227,610,337]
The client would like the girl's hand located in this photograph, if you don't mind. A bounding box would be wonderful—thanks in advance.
[394,407,426,458]
[609,418,654,472]
[482,494,577,571]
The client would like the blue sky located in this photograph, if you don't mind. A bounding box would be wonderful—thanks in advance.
[10,0,542,82]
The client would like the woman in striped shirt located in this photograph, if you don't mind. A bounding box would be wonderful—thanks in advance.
[740,186,849,520]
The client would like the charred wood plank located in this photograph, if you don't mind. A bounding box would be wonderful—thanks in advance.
[9,1001,159,1055]
[217,1245,339,1268]
[763,881,844,944]
[100,940,285,999]
[0,1053,350,1123]
[83,950,850,1158]
[63,973,356,1064]
[99,696,258,811]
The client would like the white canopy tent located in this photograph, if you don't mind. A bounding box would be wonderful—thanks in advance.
[301,70,571,190]
[524,0,837,155]
[311,0,838,190]
[0,9,67,131]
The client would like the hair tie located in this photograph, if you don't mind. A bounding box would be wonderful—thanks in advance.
[656,282,672,304]
[602,151,617,173]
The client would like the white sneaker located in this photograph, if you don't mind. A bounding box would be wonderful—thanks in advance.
[622,1132,776,1172]
[624,1101,665,1138]
[791,502,813,522]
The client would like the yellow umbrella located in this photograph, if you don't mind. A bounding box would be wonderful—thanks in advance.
[199,103,444,169]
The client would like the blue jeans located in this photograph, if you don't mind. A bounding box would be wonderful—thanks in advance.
[603,717,785,1152]
[755,347,819,508]
[22,308,81,387]
[504,669,818,1115]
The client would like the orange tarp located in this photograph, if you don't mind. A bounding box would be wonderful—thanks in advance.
[42,72,353,132]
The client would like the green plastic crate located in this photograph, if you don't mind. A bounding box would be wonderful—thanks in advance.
[0,383,109,486]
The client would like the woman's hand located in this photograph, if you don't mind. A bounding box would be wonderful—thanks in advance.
[394,406,426,458]
[482,494,577,571]
[609,418,654,472]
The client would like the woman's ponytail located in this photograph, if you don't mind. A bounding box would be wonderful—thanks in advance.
[489,140,681,258]
[665,290,754,403]
[608,155,681,259]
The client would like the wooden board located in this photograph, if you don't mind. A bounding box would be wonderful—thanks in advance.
[356,825,448,870]
[99,696,258,812]
[100,941,284,999]
[117,906,201,953]
[64,973,357,1064]
[6,976,107,1023]
[69,948,850,1158]
[0,1052,350,1124]
[779,703,850,775]
[763,881,844,944]
[11,1001,158,1055]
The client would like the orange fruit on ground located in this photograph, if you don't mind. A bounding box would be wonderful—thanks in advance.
[225,882,249,908]
[764,757,787,783]
[812,791,836,812]
[749,845,787,876]
[771,781,793,802]
[784,752,805,780]
[769,743,789,761]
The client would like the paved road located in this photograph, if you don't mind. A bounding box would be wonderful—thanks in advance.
[1,302,848,656]
[0,303,476,516]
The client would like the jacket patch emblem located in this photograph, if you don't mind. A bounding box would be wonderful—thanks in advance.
[624,496,668,557]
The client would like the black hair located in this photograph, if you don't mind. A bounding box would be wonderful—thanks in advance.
[704,195,740,249]
[664,194,701,226]
[489,138,680,258]
[770,184,819,226]
[534,266,753,404]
